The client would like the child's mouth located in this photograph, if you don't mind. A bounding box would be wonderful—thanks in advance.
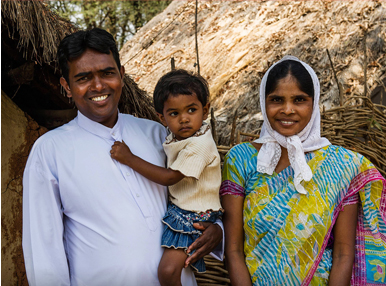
[180,127,191,132]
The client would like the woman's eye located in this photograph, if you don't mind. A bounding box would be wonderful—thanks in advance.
[295,97,306,102]
[270,97,281,102]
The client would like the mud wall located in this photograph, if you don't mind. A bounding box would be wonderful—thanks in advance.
[1,91,47,285]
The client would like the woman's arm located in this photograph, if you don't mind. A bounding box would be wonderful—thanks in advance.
[110,141,184,186]
[222,194,252,286]
[328,203,358,286]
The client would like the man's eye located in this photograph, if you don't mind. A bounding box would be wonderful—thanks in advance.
[77,76,88,82]
[105,72,113,76]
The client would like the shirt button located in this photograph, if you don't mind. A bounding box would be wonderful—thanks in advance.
[136,194,140,197]
[112,132,115,136]
[126,172,130,176]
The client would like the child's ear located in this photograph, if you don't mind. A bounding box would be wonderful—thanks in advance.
[157,112,167,127]
[203,102,210,120]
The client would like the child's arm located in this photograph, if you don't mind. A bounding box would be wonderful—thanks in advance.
[110,141,185,186]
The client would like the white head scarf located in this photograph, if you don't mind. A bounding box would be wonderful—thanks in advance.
[254,55,330,194]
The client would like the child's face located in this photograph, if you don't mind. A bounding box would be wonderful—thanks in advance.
[158,93,209,140]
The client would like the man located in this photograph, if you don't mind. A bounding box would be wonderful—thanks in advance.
[22,28,223,286]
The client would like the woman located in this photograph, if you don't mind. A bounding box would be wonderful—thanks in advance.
[221,56,386,286]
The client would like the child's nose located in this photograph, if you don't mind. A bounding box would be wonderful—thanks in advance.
[180,115,189,123]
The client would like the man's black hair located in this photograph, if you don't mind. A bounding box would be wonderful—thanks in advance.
[265,60,314,98]
[153,69,209,114]
[58,28,121,83]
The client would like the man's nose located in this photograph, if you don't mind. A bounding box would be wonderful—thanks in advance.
[90,76,104,91]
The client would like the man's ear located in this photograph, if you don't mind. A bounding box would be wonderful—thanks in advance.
[120,66,125,87]
[60,77,72,98]
[157,112,167,127]
[203,102,210,120]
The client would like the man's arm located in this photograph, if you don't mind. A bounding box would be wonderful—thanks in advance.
[111,141,185,186]
[23,149,70,286]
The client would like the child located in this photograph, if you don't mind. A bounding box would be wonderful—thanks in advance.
[110,69,223,286]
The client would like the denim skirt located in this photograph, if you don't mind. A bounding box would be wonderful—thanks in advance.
[161,202,223,273]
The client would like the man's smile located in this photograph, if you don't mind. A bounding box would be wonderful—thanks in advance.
[91,94,109,102]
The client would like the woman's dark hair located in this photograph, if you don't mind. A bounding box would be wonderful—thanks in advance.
[153,69,209,114]
[265,60,314,98]
[58,28,121,83]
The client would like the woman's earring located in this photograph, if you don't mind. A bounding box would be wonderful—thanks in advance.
[291,109,295,114]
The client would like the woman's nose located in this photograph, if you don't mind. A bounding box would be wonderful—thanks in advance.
[282,102,295,115]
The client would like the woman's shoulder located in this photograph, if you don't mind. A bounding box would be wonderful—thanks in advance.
[225,142,259,160]
[320,145,372,169]
[324,145,364,160]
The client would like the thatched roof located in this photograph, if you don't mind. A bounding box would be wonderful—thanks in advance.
[121,0,386,142]
[1,0,158,129]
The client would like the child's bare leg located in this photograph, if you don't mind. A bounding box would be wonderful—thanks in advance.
[158,248,188,286]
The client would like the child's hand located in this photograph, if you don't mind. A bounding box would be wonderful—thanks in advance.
[110,140,133,165]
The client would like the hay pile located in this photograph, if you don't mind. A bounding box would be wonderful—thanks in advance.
[121,0,386,143]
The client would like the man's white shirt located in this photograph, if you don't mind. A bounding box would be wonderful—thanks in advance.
[23,111,223,286]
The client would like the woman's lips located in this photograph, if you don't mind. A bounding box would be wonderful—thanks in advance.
[277,120,296,126]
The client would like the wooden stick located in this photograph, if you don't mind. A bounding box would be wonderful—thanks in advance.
[326,49,344,106]
[363,29,368,98]
[195,0,200,74]
[171,57,175,70]
[229,110,237,146]
[210,108,218,145]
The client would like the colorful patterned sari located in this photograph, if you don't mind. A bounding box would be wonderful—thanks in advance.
[220,143,386,285]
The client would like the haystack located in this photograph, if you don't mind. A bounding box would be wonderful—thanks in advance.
[121,0,385,140]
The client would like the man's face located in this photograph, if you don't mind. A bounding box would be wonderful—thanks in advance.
[60,49,125,128]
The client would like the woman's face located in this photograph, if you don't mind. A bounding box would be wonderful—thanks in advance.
[265,74,313,137]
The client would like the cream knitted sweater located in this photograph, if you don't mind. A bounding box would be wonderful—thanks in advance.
[163,124,222,213]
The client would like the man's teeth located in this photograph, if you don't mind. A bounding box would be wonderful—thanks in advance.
[91,95,108,102]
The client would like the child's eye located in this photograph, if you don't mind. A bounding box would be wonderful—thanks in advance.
[188,108,197,113]
[169,112,178,116]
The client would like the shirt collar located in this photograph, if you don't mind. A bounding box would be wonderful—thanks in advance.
[75,110,122,140]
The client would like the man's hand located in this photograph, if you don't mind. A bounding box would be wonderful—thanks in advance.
[184,222,222,268]
[110,140,133,165]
